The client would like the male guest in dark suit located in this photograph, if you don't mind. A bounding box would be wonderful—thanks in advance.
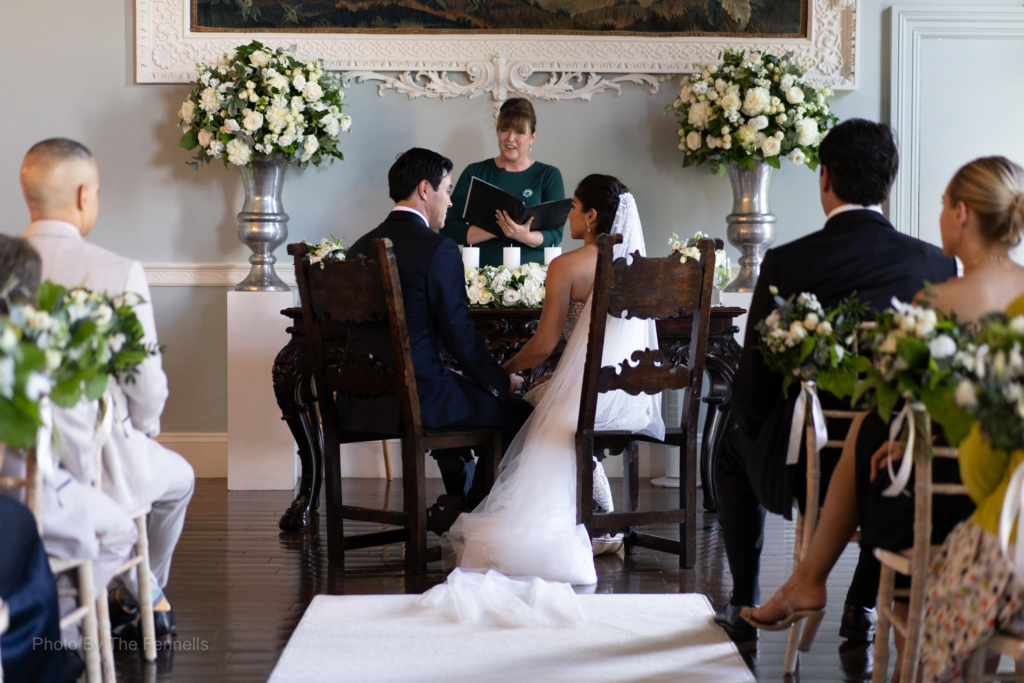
[713,119,958,642]
[339,148,531,528]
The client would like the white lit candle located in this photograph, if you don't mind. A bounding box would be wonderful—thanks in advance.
[503,247,521,270]
[544,247,562,264]
[462,245,480,271]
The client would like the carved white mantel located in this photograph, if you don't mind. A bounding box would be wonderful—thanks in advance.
[136,0,859,100]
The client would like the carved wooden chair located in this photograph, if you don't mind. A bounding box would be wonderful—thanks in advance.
[576,234,718,568]
[290,238,503,573]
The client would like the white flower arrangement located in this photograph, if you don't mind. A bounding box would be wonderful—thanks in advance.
[950,313,1024,452]
[178,41,350,169]
[667,49,838,175]
[0,282,156,448]
[667,231,731,290]
[465,263,547,309]
[301,236,347,269]
[756,287,864,398]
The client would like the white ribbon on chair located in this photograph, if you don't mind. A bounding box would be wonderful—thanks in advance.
[35,397,57,484]
[786,381,828,466]
[999,461,1024,579]
[881,401,922,498]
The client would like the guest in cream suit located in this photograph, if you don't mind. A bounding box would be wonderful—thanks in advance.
[20,138,194,637]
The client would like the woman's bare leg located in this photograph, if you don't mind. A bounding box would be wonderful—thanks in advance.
[747,413,866,623]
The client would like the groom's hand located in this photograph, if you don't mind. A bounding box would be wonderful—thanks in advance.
[509,374,525,392]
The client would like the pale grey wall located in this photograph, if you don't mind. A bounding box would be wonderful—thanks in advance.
[2,0,1019,432]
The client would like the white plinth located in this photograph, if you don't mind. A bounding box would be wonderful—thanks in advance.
[227,290,297,490]
[719,291,753,345]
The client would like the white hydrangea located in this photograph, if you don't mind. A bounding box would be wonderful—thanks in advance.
[304,81,323,101]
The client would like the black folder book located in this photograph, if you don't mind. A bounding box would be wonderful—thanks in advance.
[462,176,572,238]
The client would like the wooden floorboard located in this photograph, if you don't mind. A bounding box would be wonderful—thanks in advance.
[112,477,880,682]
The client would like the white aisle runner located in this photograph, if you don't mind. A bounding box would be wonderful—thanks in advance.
[269,593,755,683]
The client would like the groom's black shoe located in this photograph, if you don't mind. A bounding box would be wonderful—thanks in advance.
[426,495,465,536]
[839,603,875,642]
[714,602,758,642]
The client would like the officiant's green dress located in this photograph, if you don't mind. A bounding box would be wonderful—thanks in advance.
[441,159,565,267]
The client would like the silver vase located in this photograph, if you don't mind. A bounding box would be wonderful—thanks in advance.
[235,155,290,292]
[724,162,777,293]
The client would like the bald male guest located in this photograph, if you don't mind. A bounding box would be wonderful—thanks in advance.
[21,138,194,637]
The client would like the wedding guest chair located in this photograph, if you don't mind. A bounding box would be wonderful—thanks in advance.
[784,407,865,674]
[289,238,503,573]
[869,411,1024,683]
[576,234,718,569]
[0,446,102,683]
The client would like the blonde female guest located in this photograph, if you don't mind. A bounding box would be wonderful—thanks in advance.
[440,98,565,266]
[742,156,1024,681]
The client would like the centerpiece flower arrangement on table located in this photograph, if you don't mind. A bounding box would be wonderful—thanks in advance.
[667,48,838,174]
[668,231,732,291]
[465,263,547,309]
[0,283,157,448]
[177,41,351,168]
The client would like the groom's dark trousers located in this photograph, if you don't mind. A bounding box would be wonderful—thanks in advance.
[337,210,532,505]
[716,209,957,609]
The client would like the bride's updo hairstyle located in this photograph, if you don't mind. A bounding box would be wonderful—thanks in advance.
[574,174,629,235]
[948,156,1024,246]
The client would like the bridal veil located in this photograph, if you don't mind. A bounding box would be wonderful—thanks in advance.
[421,193,664,625]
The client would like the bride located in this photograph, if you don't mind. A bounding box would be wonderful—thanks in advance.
[420,174,663,624]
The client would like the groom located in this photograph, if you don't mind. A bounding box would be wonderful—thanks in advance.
[338,147,531,528]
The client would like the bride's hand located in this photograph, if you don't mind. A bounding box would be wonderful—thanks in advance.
[509,374,525,392]
[496,211,542,247]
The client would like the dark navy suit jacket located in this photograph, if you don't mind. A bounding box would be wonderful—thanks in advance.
[337,210,510,434]
[727,209,958,516]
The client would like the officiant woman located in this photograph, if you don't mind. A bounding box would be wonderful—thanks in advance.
[441,98,565,266]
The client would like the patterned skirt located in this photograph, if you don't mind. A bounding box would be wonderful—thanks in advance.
[921,520,1024,681]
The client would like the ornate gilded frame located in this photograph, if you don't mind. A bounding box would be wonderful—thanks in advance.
[136,0,859,99]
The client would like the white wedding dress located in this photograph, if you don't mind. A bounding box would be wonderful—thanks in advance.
[418,193,663,626]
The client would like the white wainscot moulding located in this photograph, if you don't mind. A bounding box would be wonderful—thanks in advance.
[136,0,859,104]
[144,263,296,287]
[888,5,1024,238]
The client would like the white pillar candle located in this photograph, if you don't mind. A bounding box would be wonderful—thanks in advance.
[503,247,521,270]
[544,247,562,264]
[462,246,480,271]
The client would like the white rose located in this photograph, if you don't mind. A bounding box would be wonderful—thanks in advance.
[268,73,290,92]
[292,74,307,92]
[179,100,196,124]
[278,135,294,147]
[741,87,770,116]
[92,305,113,326]
[786,87,805,104]
[304,81,323,101]
[197,129,215,148]
[44,349,62,371]
[467,285,482,305]
[788,148,807,165]
[250,50,270,67]
[322,116,341,137]
[303,136,319,155]
[750,115,769,131]
[199,87,221,114]
[955,378,978,408]
[1011,316,1024,336]
[478,290,494,305]
[916,309,938,339]
[737,125,756,144]
[686,131,702,151]
[814,320,832,337]
[242,110,264,132]
[789,320,807,340]
[760,136,781,157]
[226,138,252,166]
[780,74,796,90]
[803,313,820,328]
[220,119,241,135]
[339,116,352,132]
[928,334,957,359]
[719,93,741,112]
[795,118,818,147]
[502,288,521,307]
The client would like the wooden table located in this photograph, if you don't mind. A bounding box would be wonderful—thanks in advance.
[272,306,745,531]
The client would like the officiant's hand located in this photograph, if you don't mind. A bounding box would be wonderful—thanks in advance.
[466,226,495,244]
[496,211,543,248]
